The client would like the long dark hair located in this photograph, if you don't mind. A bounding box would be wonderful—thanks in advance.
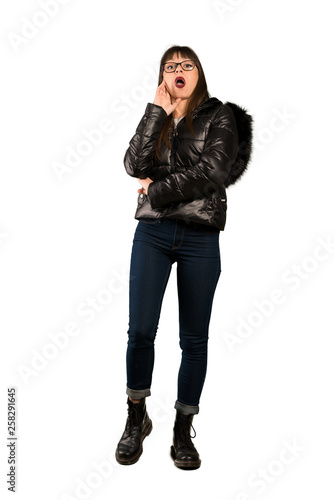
[155,45,210,160]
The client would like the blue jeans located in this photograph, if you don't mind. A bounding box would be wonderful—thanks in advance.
[125,217,221,415]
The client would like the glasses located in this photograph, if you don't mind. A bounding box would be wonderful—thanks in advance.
[161,59,197,73]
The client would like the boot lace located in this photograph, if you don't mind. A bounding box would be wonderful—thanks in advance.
[125,402,140,432]
[180,416,197,449]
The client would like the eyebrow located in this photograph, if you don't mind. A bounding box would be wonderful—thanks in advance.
[165,59,191,63]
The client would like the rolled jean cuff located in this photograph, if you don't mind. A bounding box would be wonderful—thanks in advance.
[175,400,199,415]
[126,386,151,399]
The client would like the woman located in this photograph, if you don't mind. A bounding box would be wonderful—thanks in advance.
[115,45,253,470]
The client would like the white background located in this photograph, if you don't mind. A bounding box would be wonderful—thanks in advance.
[1,0,333,498]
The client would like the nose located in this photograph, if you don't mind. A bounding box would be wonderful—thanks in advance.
[175,64,183,73]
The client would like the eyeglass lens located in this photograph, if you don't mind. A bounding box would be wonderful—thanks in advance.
[163,60,196,72]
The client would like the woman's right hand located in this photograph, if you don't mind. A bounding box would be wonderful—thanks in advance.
[153,81,182,116]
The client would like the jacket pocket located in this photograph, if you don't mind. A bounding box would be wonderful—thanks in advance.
[213,193,227,211]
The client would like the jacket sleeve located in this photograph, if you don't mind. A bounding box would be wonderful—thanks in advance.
[124,103,168,178]
[147,104,239,209]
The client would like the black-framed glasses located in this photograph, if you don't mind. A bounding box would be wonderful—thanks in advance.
[161,59,197,73]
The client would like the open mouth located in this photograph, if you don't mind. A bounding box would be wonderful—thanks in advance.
[175,76,186,88]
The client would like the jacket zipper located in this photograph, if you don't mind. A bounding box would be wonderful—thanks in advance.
[170,125,178,174]
[163,126,178,212]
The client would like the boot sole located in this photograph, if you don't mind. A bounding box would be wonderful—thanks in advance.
[115,420,152,466]
[170,445,201,470]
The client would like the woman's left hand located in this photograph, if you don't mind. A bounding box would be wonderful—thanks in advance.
[137,177,153,195]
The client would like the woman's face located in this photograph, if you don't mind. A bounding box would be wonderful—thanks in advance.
[162,52,199,102]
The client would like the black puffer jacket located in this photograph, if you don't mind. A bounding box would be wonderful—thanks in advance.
[124,97,253,231]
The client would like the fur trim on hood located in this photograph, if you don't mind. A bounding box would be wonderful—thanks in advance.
[224,101,254,188]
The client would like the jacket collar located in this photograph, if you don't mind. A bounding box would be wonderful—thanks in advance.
[193,97,221,116]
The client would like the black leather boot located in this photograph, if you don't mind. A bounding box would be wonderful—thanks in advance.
[115,397,152,465]
[170,410,201,470]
